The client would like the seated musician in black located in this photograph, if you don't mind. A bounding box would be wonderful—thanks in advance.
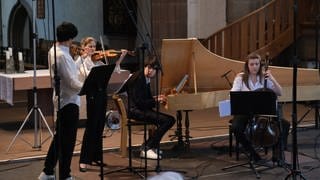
[230,53,289,162]
[126,59,176,159]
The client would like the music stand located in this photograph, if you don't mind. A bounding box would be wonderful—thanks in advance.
[79,64,116,180]
[222,91,277,179]
[230,91,277,116]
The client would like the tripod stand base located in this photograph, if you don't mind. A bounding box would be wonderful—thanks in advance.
[6,106,54,153]
[285,169,307,180]
[103,165,153,179]
[222,159,273,179]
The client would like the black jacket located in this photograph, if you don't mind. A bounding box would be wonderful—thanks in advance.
[127,70,156,111]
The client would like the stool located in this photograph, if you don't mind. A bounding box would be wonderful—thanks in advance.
[228,119,240,160]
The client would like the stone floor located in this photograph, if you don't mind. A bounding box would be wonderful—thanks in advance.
[0,102,319,179]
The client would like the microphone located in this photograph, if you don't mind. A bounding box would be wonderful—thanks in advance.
[221,69,232,78]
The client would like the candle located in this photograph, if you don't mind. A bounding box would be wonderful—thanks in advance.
[8,47,12,56]
[5,51,10,60]
[18,52,23,61]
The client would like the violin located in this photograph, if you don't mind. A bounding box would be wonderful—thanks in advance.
[91,49,136,61]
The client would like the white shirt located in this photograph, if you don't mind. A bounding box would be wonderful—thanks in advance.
[75,56,104,82]
[231,72,275,92]
[48,44,83,108]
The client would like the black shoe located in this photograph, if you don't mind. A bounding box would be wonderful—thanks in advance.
[92,160,107,167]
[79,165,87,172]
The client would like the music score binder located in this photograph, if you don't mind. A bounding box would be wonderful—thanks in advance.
[230,91,277,116]
[79,64,116,96]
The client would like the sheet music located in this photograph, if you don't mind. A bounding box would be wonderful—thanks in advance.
[115,73,132,95]
[218,100,231,117]
[175,74,188,93]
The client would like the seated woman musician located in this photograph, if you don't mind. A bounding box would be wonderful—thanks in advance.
[230,52,284,162]
[75,37,127,172]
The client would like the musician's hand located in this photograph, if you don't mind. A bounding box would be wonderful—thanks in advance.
[264,70,275,81]
[120,49,128,57]
[155,94,167,104]
[81,52,89,59]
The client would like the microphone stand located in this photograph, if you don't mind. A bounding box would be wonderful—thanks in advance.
[315,14,319,129]
[221,69,233,88]
[285,1,306,179]
[50,0,62,178]
[6,0,54,152]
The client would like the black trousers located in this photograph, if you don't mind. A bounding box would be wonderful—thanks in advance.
[129,108,176,149]
[43,103,79,179]
[231,115,256,154]
[79,91,106,164]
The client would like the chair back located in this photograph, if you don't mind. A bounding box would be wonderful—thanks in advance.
[112,94,128,122]
[112,94,128,157]
[112,94,155,157]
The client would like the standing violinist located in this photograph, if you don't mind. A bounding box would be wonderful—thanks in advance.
[75,37,127,172]
[230,53,285,162]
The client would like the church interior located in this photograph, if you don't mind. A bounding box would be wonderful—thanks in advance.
[0,0,319,179]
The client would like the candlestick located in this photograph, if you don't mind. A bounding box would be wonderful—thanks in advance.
[18,52,23,61]
[5,51,10,60]
[8,47,12,56]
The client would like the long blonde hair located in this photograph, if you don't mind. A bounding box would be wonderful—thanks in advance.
[80,37,96,48]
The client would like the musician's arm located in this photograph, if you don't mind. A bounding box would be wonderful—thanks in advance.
[116,49,128,66]
[153,94,167,104]
[230,73,243,91]
[114,49,128,73]
[266,70,282,96]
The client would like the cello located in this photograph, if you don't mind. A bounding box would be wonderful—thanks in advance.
[245,54,280,147]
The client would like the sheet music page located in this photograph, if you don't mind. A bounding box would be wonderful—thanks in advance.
[175,74,188,93]
[218,99,231,117]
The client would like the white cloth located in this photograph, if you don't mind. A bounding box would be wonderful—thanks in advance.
[48,44,83,109]
[0,70,50,105]
[0,73,14,105]
[230,72,275,91]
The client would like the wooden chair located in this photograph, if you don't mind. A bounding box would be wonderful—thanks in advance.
[112,94,155,171]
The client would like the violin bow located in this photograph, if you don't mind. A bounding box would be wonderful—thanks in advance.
[99,35,109,65]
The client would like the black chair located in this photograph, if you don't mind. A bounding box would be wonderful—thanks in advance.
[228,118,240,160]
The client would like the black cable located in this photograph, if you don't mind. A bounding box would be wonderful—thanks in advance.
[129,0,162,75]
[0,163,31,173]
[120,0,148,50]
[46,0,50,40]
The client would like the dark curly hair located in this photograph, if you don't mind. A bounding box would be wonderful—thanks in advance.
[57,22,78,42]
